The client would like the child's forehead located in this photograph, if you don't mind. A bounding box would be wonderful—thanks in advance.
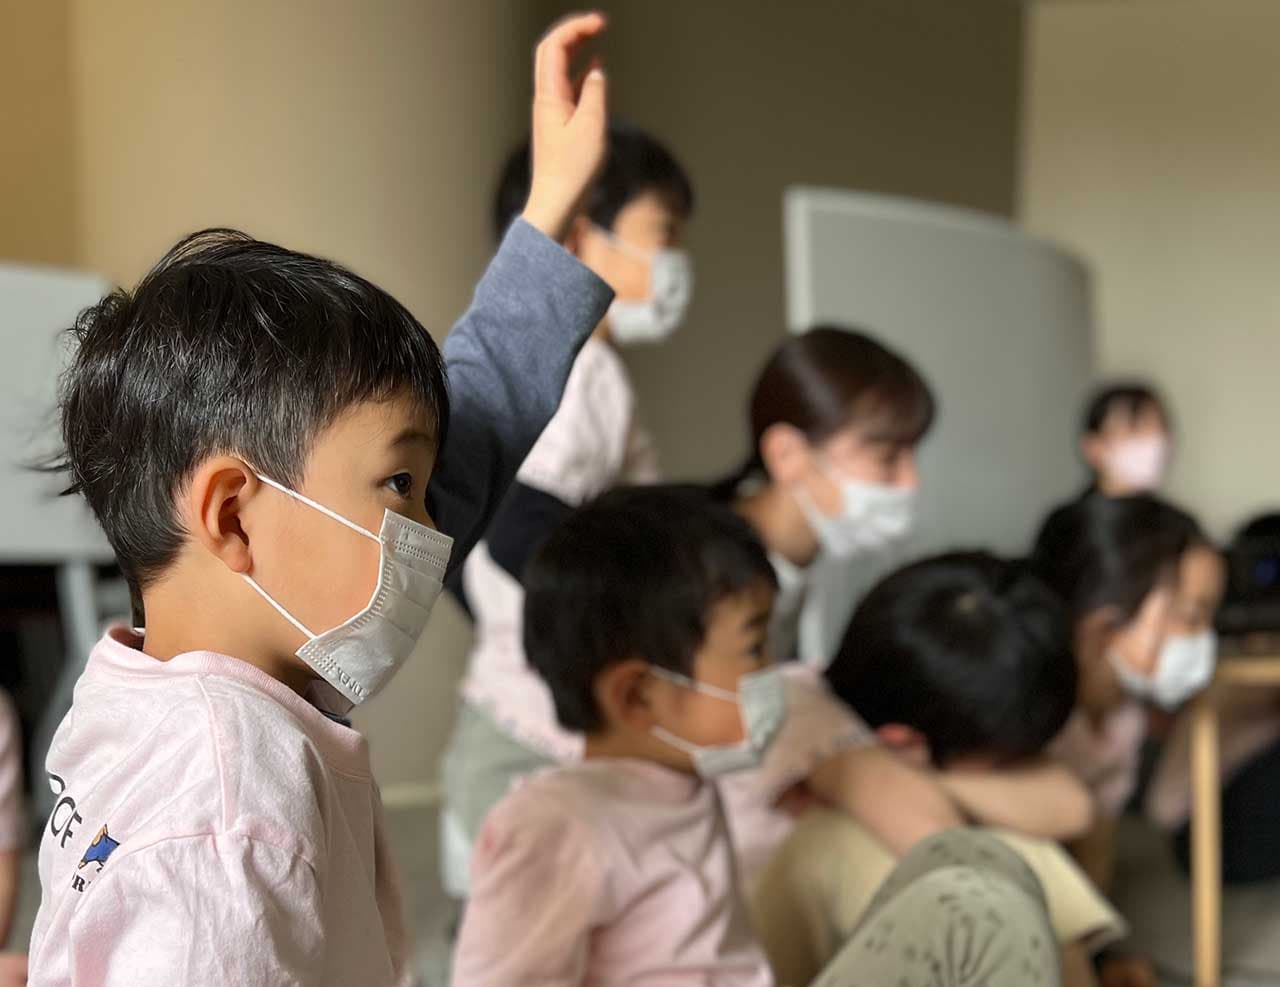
[314,393,437,454]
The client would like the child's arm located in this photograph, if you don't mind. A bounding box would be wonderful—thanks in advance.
[938,758,1096,841]
[1070,815,1118,896]
[61,836,327,984]
[808,745,965,856]
[429,14,614,575]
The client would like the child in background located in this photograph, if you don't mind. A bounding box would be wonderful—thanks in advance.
[1038,383,1173,556]
[440,122,695,893]
[1031,494,1210,987]
[452,487,1064,987]
[751,552,1118,987]
[27,15,614,985]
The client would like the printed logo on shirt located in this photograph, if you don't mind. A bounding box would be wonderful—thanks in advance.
[78,825,120,872]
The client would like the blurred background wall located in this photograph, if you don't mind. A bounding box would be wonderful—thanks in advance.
[1022,0,1280,541]
[2,0,1274,792]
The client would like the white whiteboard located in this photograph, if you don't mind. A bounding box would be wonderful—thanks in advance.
[0,264,115,563]
[784,187,1095,664]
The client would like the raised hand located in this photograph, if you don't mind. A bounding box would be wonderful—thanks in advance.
[521,12,609,242]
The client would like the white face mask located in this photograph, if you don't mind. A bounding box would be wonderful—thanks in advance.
[243,474,454,710]
[1111,630,1217,710]
[796,464,916,560]
[596,226,694,345]
[649,666,787,777]
[1104,435,1169,492]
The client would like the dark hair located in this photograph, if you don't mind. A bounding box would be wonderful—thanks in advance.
[523,485,776,733]
[713,325,935,498]
[1082,381,1170,436]
[50,228,449,611]
[825,552,1076,766]
[1030,494,1203,624]
[492,122,695,242]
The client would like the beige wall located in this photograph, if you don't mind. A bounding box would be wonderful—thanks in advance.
[5,3,1025,788]
[1022,0,1280,539]
[60,0,540,789]
[538,0,1025,483]
[0,0,77,266]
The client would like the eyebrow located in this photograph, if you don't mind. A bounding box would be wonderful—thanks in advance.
[389,428,434,448]
[744,609,772,632]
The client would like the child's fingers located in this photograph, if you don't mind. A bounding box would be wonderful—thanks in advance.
[534,11,607,108]
[573,63,607,132]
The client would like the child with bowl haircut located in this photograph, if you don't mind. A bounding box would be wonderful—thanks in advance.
[27,14,615,985]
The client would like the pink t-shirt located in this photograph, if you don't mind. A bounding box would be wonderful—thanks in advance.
[0,690,22,853]
[461,337,658,761]
[719,665,872,890]
[28,627,411,987]
[1050,702,1148,817]
[452,759,772,987]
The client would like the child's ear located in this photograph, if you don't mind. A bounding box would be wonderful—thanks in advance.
[759,423,812,486]
[184,456,258,575]
[593,659,656,734]
[875,724,932,768]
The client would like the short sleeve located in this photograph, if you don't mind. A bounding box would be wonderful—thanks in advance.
[452,790,607,987]
[65,834,326,987]
[745,666,872,804]
[516,341,635,506]
[719,667,872,889]
[0,692,22,853]
[993,830,1128,954]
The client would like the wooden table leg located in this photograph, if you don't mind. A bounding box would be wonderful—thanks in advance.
[1191,691,1222,987]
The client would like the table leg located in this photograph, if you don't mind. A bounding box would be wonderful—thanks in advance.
[1191,691,1222,987]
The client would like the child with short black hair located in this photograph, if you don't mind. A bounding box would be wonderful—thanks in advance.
[453,492,1067,987]
[452,485,782,984]
[751,553,1121,987]
[27,15,615,985]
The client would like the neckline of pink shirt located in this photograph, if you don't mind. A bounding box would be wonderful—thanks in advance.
[90,625,372,779]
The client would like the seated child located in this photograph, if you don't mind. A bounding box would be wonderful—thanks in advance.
[452,486,784,984]
[453,491,1067,986]
[1032,494,1212,987]
[750,552,1124,987]
[26,15,615,985]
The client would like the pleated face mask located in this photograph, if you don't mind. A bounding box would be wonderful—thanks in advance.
[243,474,453,708]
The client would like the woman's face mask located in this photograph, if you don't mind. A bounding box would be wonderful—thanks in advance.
[793,434,918,559]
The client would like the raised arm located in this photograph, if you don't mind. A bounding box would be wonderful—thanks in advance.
[428,13,614,573]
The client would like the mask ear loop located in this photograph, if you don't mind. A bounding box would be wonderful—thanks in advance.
[242,471,381,640]
[648,666,740,703]
[254,473,380,543]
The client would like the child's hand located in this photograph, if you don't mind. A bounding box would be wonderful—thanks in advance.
[522,12,609,242]
[0,953,26,987]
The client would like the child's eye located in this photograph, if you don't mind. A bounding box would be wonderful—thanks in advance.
[385,473,414,498]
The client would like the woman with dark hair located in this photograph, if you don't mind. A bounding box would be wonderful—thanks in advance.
[717,326,1092,906]
[1032,493,1223,987]
[713,324,935,664]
